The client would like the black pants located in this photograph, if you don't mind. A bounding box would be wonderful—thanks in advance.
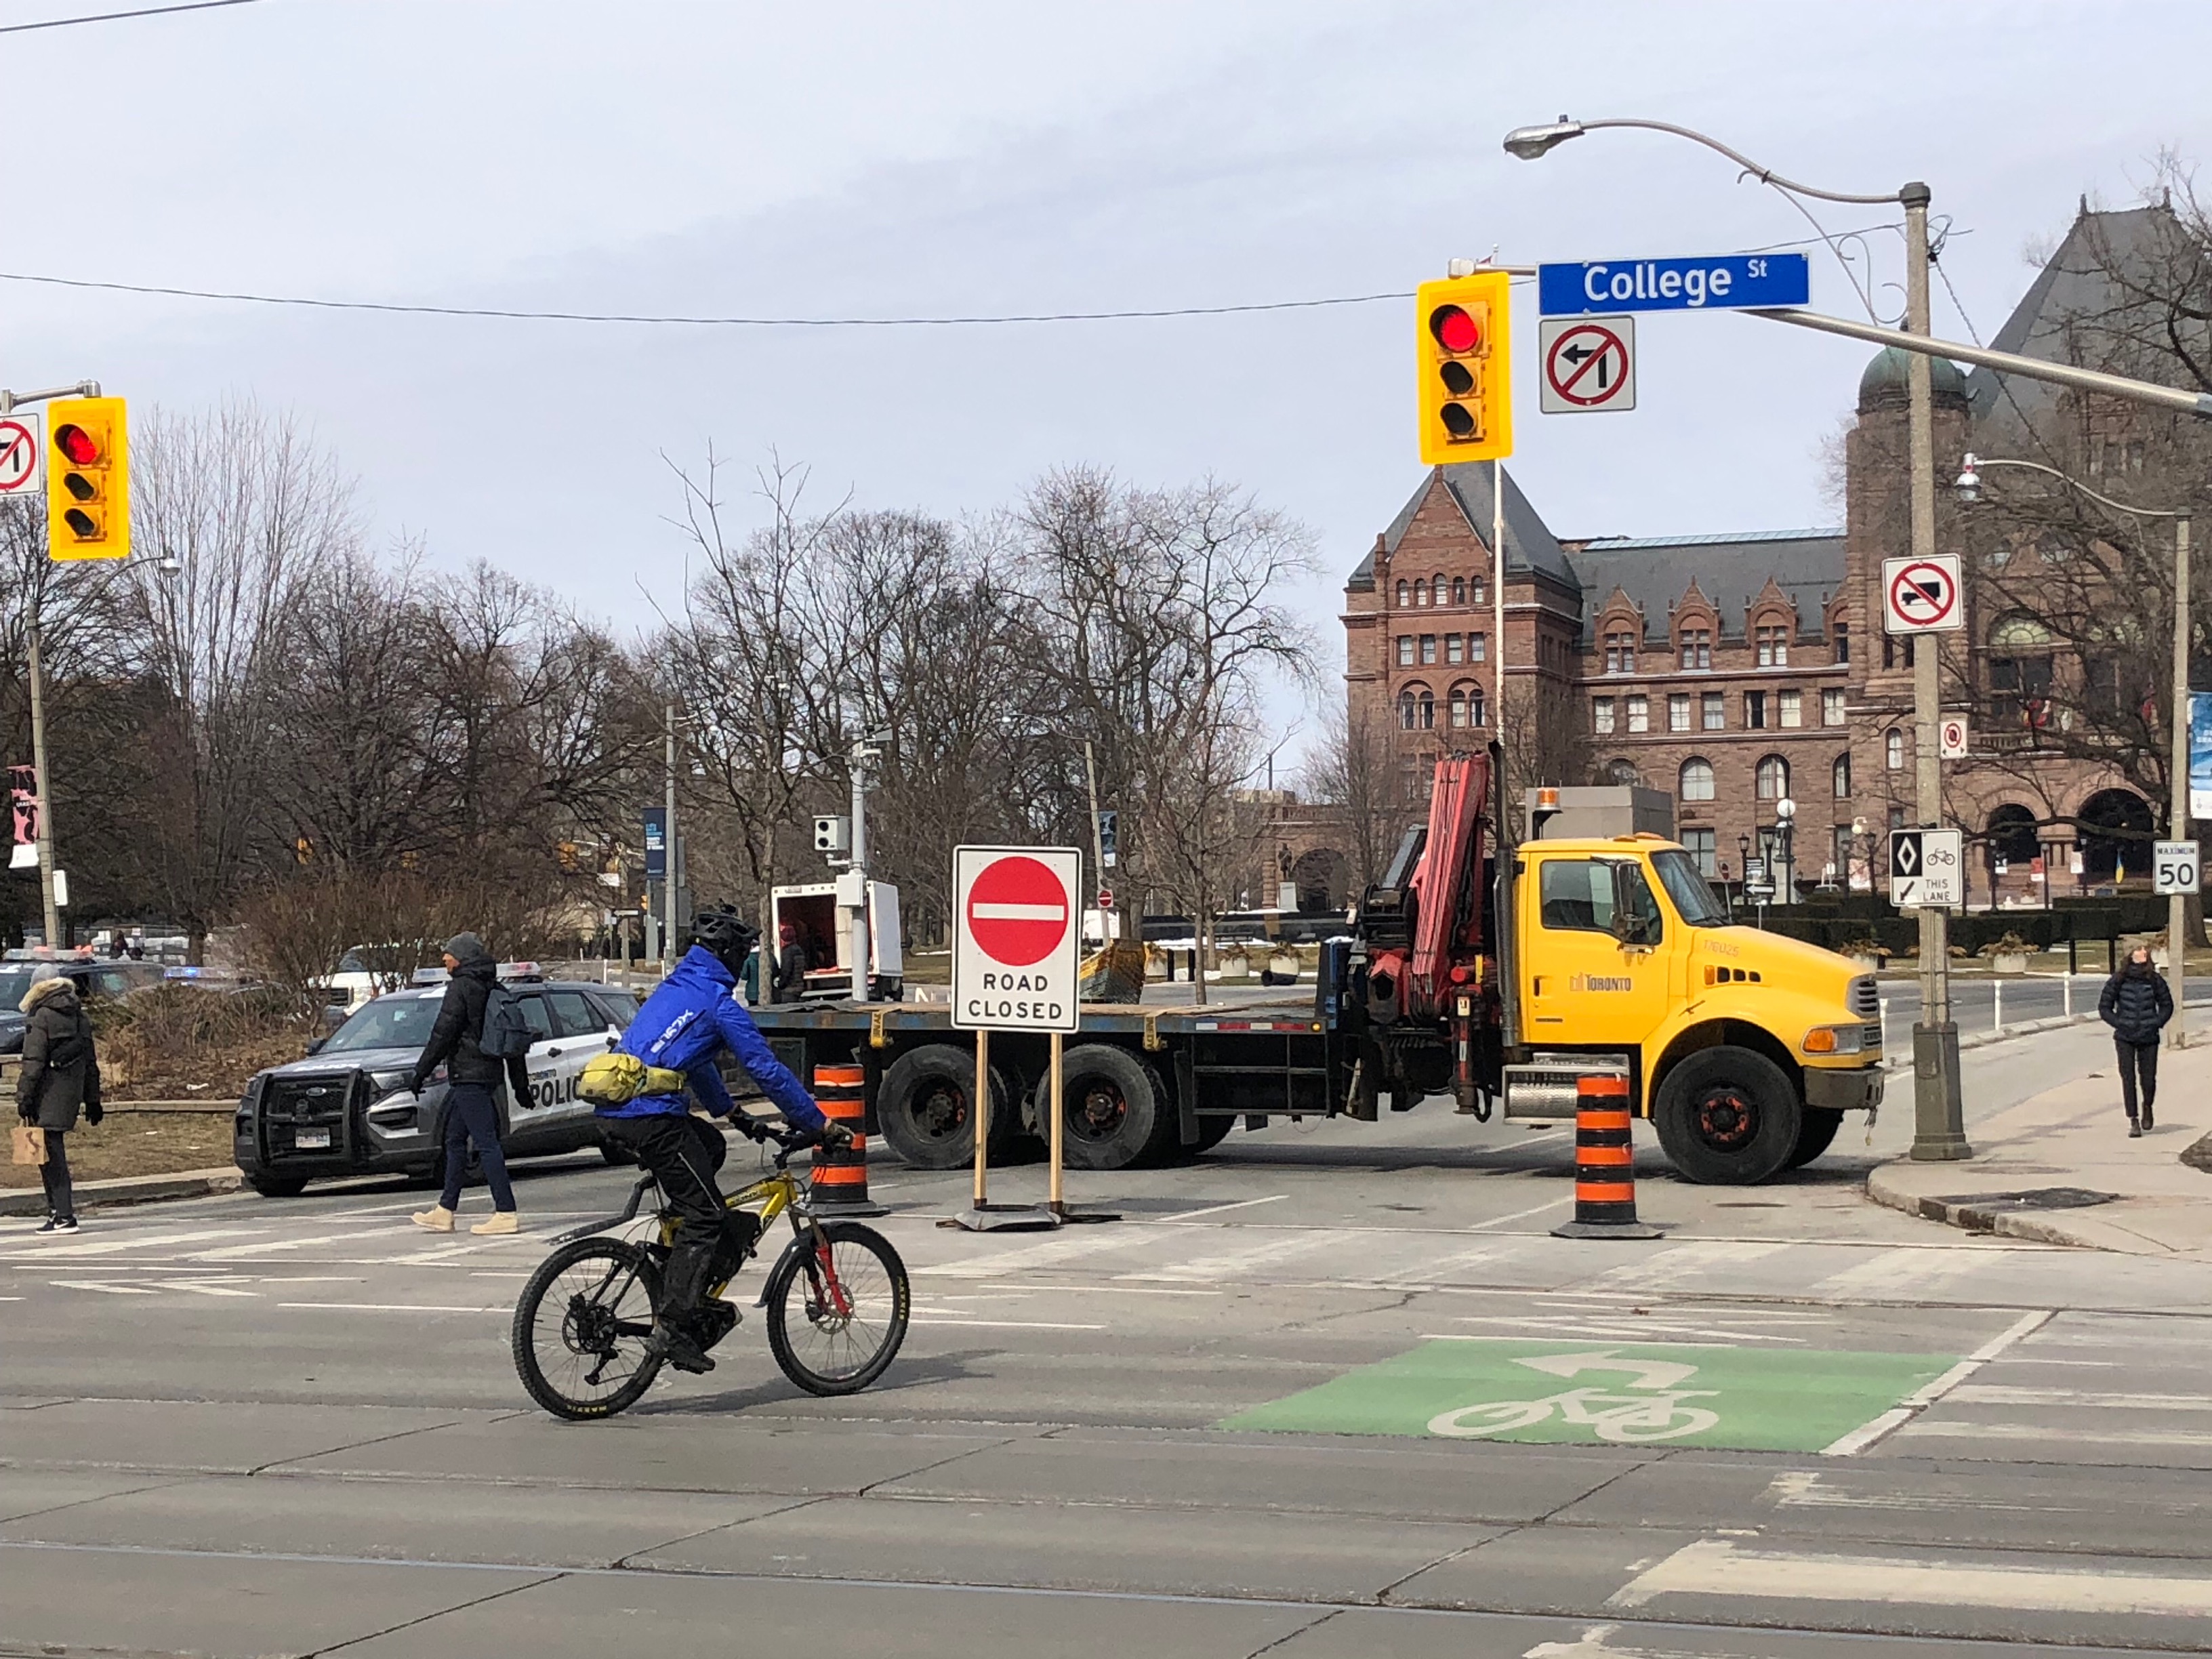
[438,1084,516,1212]
[599,1113,742,1326]
[40,1127,72,1221]
[2116,1038,2159,1120]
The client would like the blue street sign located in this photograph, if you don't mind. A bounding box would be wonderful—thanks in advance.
[1538,252,1809,316]
[642,806,668,878]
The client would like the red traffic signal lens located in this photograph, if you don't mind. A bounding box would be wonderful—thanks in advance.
[62,508,98,538]
[1429,304,1480,354]
[1440,403,1477,438]
[54,424,98,466]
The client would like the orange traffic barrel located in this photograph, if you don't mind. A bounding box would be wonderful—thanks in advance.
[810,1062,887,1217]
[1553,1074,1661,1240]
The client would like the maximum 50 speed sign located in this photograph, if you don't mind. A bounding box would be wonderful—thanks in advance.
[2154,840,2200,896]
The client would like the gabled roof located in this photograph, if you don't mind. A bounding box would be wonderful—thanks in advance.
[1347,464,1578,590]
[1570,529,1843,642]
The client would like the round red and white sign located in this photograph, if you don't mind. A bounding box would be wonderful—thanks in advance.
[0,419,39,495]
[1887,559,1957,629]
[965,855,1071,966]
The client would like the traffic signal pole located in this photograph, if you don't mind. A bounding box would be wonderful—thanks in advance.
[24,587,59,947]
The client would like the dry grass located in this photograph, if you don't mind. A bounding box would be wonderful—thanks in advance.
[93,987,320,1103]
[3,1113,235,1187]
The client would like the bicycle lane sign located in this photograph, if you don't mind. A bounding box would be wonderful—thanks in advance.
[1221,1340,1957,1454]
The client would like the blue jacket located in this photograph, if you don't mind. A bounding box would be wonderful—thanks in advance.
[598,947,823,1130]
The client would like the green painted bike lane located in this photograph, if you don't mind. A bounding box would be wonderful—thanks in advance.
[1222,1340,1959,1453]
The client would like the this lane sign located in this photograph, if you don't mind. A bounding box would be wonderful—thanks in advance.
[0,414,42,499]
[1538,252,1809,316]
[1939,716,1969,760]
[953,845,1082,1033]
[2154,840,2200,896]
[1538,316,1636,413]
[1883,554,1963,634]
[1889,827,1963,909]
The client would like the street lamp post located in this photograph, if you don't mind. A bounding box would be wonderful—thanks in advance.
[1502,113,1967,1161]
[1957,453,2194,1044]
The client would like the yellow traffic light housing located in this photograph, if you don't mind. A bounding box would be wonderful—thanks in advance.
[1416,272,1512,464]
[45,396,129,562]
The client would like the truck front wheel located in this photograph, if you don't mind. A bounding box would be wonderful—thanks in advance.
[876,1044,1013,1170]
[1786,1107,1845,1168]
[1058,1044,1168,1170]
[1654,1048,1801,1185]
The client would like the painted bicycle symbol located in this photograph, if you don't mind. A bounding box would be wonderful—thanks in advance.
[1429,1385,1720,1443]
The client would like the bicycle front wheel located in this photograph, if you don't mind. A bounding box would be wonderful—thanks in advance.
[512,1237,663,1420]
[765,1220,910,1397]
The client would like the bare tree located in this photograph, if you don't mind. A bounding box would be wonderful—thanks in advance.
[1303,705,1407,897]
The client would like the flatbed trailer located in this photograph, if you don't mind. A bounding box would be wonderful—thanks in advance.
[751,973,1351,1172]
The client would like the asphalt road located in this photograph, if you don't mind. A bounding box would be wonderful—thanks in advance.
[3,1023,2207,1657]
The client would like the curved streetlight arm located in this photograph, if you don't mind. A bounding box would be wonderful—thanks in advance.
[1962,452,2188,523]
[1501,115,1906,205]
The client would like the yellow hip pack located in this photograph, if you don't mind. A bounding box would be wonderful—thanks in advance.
[578,1052,689,1106]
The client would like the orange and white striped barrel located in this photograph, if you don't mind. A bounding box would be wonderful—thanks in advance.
[809,1062,887,1216]
[1552,1073,1660,1240]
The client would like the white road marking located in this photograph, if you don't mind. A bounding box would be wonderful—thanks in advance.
[1446,1315,1803,1345]
[1809,1246,2019,1301]
[1951,1385,2212,1410]
[920,1225,1168,1279]
[1609,1536,2212,1618]
[279,1301,505,1314]
[1584,1241,1790,1293]
[184,1231,396,1261]
[153,1279,260,1298]
[1469,1194,1577,1231]
[916,1317,1105,1331]
[1162,1195,1287,1221]
[1126,1230,1345,1284]
[1821,1310,2052,1457]
[1766,1471,2083,1516]
[1896,1421,2212,1448]
[49,1280,159,1294]
[976,1282,1218,1297]
[17,1227,267,1259]
[1523,1625,1707,1659]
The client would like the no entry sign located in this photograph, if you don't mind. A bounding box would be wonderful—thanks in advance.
[953,846,1082,1032]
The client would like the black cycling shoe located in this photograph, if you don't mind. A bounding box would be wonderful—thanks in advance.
[647,1322,716,1375]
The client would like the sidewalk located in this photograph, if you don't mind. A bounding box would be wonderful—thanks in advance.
[1868,1036,2212,1261]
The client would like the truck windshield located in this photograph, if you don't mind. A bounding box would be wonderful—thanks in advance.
[1652,850,1731,928]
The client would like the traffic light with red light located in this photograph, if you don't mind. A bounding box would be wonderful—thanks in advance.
[1416,272,1512,464]
[45,396,129,562]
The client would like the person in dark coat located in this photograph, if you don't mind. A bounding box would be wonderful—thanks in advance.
[771,922,809,1003]
[16,976,102,1233]
[407,933,530,1234]
[2099,943,2174,1136]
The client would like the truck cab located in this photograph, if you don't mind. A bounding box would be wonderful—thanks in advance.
[1513,834,1883,1182]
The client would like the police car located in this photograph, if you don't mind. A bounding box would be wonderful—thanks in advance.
[234,967,642,1198]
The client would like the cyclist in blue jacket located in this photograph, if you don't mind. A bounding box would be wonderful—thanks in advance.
[599,905,846,1374]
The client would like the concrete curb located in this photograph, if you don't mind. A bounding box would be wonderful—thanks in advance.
[0,1165,242,1218]
[1881,1012,2089,1072]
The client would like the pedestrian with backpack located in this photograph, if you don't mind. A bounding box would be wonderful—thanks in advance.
[409,933,531,1234]
[2099,942,2174,1138]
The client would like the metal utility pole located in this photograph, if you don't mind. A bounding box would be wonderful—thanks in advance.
[1901,182,1969,1161]
[1492,458,1509,793]
[662,702,678,968]
[846,732,882,1003]
[24,588,59,947]
[2173,512,2193,1046]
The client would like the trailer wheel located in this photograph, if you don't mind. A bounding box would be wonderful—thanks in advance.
[1786,1107,1845,1168]
[1653,1047,1801,1185]
[876,1044,1014,1170]
[1057,1044,1168,1170]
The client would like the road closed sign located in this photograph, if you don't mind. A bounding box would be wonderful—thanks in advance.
[953,846,1082,1032]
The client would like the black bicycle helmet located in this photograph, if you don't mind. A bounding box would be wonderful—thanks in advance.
[687,904,760,977]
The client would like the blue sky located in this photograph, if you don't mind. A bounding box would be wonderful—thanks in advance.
[3,0,2205,738]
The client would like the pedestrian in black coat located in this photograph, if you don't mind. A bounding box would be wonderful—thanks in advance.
[16,976,102,1233]
[406,933,529,1235]
[2099,944,2174,1136]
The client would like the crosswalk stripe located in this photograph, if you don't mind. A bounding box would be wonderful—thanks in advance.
[11,1227,266,1259]
[1610,1536,2212,1617]
[1584,1240,1790,1293]
[1898,1421,2212,1448]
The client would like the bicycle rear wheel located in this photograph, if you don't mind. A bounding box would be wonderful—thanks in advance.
[765,1220,910,1396]
[512,1237,663,1420]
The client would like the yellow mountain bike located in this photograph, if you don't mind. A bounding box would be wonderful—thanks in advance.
[510,1122,909,1419]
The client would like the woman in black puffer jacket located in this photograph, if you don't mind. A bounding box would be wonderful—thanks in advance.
[15,976,102,1233]
[2099,945,2173,1136]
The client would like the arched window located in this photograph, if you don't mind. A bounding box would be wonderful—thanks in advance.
[1832,752,1851,798]
[1395,579,1409,607]
[1448,682,1486,728]
[1432,575,1448,607]
[1397,689,1415,730]
[1756,756,1789,800]
[1451,576,1466,605]
[1607,759,1642,787]
[1471,576,1487,606]
[1679,758,1715,802]
[1416,688,1435,729]
[1885,729,1904,771]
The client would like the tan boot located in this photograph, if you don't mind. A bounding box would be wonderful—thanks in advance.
[411,1206,455,1232]
[470,1211,519,1236]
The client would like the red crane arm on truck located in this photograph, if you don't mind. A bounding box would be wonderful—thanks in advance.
[1406,753,1488,1017]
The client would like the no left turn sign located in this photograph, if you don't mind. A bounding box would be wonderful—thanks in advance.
[0,415,42,498]
[1538,315,1636,414]
[1882,554,1964,633]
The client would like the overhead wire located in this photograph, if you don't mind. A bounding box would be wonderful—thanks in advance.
[0,0,268,36]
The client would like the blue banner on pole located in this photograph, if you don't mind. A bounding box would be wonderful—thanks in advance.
[643,806,668,878]
[2190,693,2212,821]
[1538,252,1809,316]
